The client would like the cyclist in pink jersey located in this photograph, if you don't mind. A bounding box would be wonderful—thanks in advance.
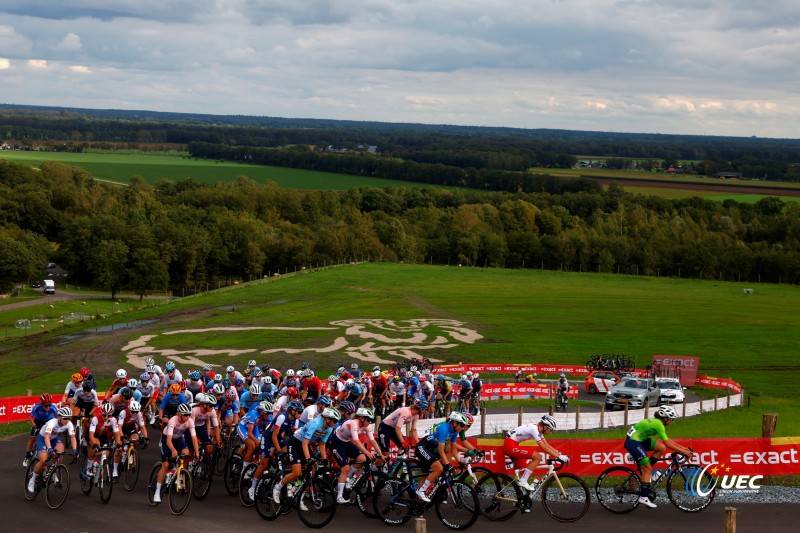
[377,399,426,455]
[328,407,383,503]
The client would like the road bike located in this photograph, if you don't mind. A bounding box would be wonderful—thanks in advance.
[255,460,338,528]
[24,451,78,509]
[555,389,569,412]
[594,451,714,513]
[147,455,195,515]
[117,436,146,491]
[476,458,590,522]
[79,443,115,504]
[189,446,215,500]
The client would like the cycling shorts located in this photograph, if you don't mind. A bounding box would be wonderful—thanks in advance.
[377,422,405,451]
[195,424,212,446]
[503,438,542,469]
[624,436,656,466]
[34,434,62,453]
[159,434,188,462]
[75,398,96,417]
[414,441,439,471]
[287,437,308,466]
[328,434,360,468]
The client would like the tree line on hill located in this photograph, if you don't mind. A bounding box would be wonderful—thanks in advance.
[2,158,799,297]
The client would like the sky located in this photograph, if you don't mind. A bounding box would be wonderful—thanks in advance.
[1,0,799,139]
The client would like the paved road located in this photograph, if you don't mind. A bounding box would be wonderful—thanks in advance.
[2,432,796,532]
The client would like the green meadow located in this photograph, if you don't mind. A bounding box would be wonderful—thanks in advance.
[1,263,798,437]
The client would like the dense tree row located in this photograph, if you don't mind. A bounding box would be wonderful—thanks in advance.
[2,158,799,297]
[3,105,800,179]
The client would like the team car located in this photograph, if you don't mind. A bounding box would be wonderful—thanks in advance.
[584,370,621,394]
[656,377,686,404]
[604,377,660,410]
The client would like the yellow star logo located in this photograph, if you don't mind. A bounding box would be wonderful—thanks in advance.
[710,466,719,475]
[725,466,731,473]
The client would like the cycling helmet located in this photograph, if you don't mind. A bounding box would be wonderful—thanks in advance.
[657,405,678,420]
[188,370,201,380]
[288,400,304,411]
[321,408,340,421]
[249,384,261,395]
[393,375,401,382]
[540,415,557,431]
[40,393,53,404]
[253,368,263,377]
[129,401,141,413]
[79,367,90,378]
[307,370,315,377]
[222,378,231,389]
[339,401,356,415]
[465,370,473,377]
[226,389,236,400]
[203,394,218,406]
[57,406,72,418]
[345,378,355,388]
[203,363,212,371]
[337,366,346,374]
[287,387,298,396]
[463,413,474,425]
[351,363,358,369]
[213,373,223,382]
[263,376,272,384]
[127,378,138,389]
[100,403,114,415]
[248,359,257,367]
[436,375,444,381]
[165,361,175,371]
[226,365,235,373]
[146,358,155,366]
[356,407,374,420]
[372,370,381,378]
[234,377,244,386]
[257,401,273,413]
[460,374,468,381]
[212,383,225,395]
[473,373,480,379]
[177,403,192,415]
[120,387,133,400]
[449,412,469,425]
[116,369,127,380]
[413,399,429,410]
[169,383,182,394]
[372,365,380,371]
[82,381,93,392]
[317,396,332,406]
[286,369,295,377]
[71,373,83,383]
[328,375,337,382]
[145,365,156,373]
[559,373,566,378]
[140,372,150,381]
[301,362,310,369]
[243,368,251,377]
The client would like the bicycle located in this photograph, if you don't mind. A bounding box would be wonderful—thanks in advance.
[373,461,480,530]
[594,451,715,513]
[147,455,195,515]
[555,389,569,412]
[256,460,338,528]
[117,436,146,491]
[214,423,238,475]
[476,458,590,522]
[24,451,78,509]
[79,443,115,504]
[189,445,215,500]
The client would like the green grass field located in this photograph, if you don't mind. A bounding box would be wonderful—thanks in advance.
[1,263,798,438]
[0,151,439,190]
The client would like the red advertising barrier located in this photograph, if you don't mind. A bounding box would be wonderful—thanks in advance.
[481,383,579,399]
[469,437,800,476]
[696,375,743,394]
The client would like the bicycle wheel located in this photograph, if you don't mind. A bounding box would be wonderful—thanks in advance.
[79,457,93,495]
[168,469,193,515]
[24,458,41,501]
[147,463,161,506]
[98,461,113,504]
[45,464,70,509]
[475,473,520,521]
[193,457,214,500]
[595,466,640,514]
[354,469,387,518]
[239,463,257,506]
[296,478,337,529]
[434,480,479,530]
[254,474,281,521]
[223,454,243,495]
[213,445,227,475]
[124,448,140,491]
[666,466,715,512]
[540,472,590,522]
[373,477,415,526]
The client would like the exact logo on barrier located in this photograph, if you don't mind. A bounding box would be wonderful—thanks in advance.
[688,463,763,497]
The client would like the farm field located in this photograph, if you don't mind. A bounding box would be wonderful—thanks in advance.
[617,185,800,203]
[0,151,438,190]
[1,262,798,438]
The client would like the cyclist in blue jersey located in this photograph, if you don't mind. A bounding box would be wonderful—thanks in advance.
[246,399,303,500]
[158,383,188,426]
[414,411,470,502]
[272,407,340,504]
[24,394,58,467]
[238,401,273,475]
[239,384,265,416]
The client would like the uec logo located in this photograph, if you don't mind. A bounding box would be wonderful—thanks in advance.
[687,464,762,496]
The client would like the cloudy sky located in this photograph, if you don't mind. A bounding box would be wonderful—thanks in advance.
[1,1,799,138]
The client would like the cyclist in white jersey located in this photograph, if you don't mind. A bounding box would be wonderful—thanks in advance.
[504,415,568,492]
[329,407,383,503]
[377,400,426,454]
[27,407,79,493]
[153,404,199,503]
[191,393,221,459]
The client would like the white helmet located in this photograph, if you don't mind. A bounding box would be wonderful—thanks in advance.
[249,384,261,395]
[248,359,257,366]
[466,371,473,378]
[351,363,358,369]
[116,369,127,380]
[337,366,346,374]
[263,376,272,384]
[345,378,355,388]
[127,378,138,389]
[473,373,479,379]
[129,401,141,413]
[212,383,225,395]
[540,415,557,431]
[461,374,468,380]
[373,370,381,378]
[226,365,235,373]
[286,369,295,377]
[328,375,337,382]
[657,406,678,420]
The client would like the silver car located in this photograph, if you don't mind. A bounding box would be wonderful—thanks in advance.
[605,377,661,410]
[656,378,686,404]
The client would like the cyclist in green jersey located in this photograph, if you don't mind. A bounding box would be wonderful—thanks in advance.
[623,405,693,508]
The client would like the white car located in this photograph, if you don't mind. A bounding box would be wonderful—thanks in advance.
[656,378,685,404]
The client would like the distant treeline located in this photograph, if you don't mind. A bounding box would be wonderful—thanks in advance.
[2,158,799,297]
[2,104,800,180]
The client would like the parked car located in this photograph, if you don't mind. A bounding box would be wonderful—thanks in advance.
[30,280,42,288]
[605,377,660,410]
[584,370,621,394]
[656,378,686,404]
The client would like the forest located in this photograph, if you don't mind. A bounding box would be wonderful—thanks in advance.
[1,157,799,297]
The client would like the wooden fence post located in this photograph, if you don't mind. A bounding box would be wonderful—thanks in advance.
[518,406,524,426]
[415,517,427,533]
[724,507,736,533]
[762,413,778,438]
[600,403,605,429]
[714,395,718,411]
[480,407,486,436]
[644,401,650,419]
[727,392,731,409]
[682,399,687,418]
[623,404,629,427]
[575,405,580,432]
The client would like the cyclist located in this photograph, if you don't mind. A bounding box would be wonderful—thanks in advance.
[343,378,365,407]
[24,394,58,467]
[186,370,205,396]
[79,367,97,391]
[153,403,200,503]
[239,383,266,416]
[432,411,482,460]
[457,374,473,413]
[350,363,362,379]
[27,406,79,494]
[226,365,244,383]
[329,406,383,504]
[159,383,188,426]
[136,372,157,424]
[84,403,123,481]
[329,374,345,400]
[503,415,568,494]
[105,368,129,399]
[238,400,273,476]
[272,407,341,506]
[414,411,471,502]
[116,400,148,479]
[378,399,426,454]
[301,370,323,404]
[107,386,134,417]
[246,399,303,500]
[434,375,453,417]
[389,375,407,408]
[261,375,278,399]
[299,395,332,427]
[624,405,693,509]
[283,369,301,393]
[470,373,482,411]
[191,393,221,459]
[61,372,84,408]
[71,381,100,438]
[272,386,300,415]
[371,369,389,414]
[200,364,215,388]
[514,370,524,383]
[161,361,183,394]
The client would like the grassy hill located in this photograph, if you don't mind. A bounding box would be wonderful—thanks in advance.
[2,262,798,436]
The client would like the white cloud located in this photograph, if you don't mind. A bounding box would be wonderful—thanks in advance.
[0,58,10,69]
[57,32,82,52]
[27,59,48,69]
[70,65,91,73]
